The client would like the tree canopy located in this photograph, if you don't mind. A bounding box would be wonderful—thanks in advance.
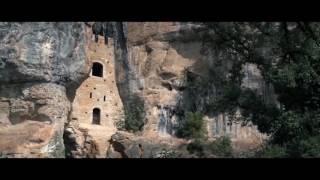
[201,22,320,157]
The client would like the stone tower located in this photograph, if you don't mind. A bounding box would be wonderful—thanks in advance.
[71,34,124,135]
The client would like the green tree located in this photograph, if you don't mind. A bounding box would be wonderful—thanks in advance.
[176,112,207,139]
[256,145,288,158]
[186,136,233,158]
[207,136,233,157]
[124,95,145,132]
[201,22,320,157]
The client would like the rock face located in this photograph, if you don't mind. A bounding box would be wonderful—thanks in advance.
[64,120,100,158]
[0,22,88,157]
[106,131,188,158]
[0,22,273,158]
[112,22,269,146]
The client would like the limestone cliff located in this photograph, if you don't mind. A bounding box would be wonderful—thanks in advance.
[110,22,270,147]
[0,22,272,158]
[0,22,89,157]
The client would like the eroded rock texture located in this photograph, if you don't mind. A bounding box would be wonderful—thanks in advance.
[107,131,188,158]
[112,22,269,146]
[0,22,273,158]
[0,22,89,158]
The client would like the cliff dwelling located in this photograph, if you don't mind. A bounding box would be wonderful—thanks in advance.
[71,35,123,126]
[2,22,316,158]
[69,34,124,157]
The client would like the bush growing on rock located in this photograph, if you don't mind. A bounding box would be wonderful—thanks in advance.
[186,138,206,157]
[197,22,320,157]
[255,145,288,158]
[124,95,145,132]
[187,136,233,158]
[207,136,233,157]
[154,149,180,158]
[176,112,207,139]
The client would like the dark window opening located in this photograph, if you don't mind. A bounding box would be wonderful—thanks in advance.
[92,108,101,125]
[104,96,106,101]
[90,92,92,98]
[92,62,103,77]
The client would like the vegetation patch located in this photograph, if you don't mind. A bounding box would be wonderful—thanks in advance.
[124,95,145,133]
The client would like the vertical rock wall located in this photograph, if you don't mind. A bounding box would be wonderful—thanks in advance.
[0,22,88,158]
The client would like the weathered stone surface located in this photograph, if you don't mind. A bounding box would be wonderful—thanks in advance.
[0,83,71,157]
[109,22,269,153]
[0,22,88,158]
[0,22,272,158]
[65,31,124,158]
[106,131,186,158]
[64,121,101,158]
[71,36,123,127]
[0,23,88,87]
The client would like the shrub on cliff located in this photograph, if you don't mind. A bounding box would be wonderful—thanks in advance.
[207,136,232,157]
[124,95,145,132]
[256,135,320,158]
[201,22,320,157]
[187,136,233,158]
[255,145,288,158]
[186,138,206,157]
[176,112,207,139]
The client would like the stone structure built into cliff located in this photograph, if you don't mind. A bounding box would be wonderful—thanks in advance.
[0,22,271,158]
[71,36,123,127]
[69,35,124,157]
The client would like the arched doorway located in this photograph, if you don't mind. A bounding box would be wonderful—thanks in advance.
[92,62,103,77]
[92,108,101,125]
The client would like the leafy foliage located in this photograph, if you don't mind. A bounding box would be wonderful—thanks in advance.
[176,112,207,139]
[207,136,233,157]
[124,95,145,132]
[175,111,233,157]
[256,145,288,158]
[187,136,233,158]
[201,22,320,157]
[292,135,320,157]
[155,149,180,158]
[187,138,206,157]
